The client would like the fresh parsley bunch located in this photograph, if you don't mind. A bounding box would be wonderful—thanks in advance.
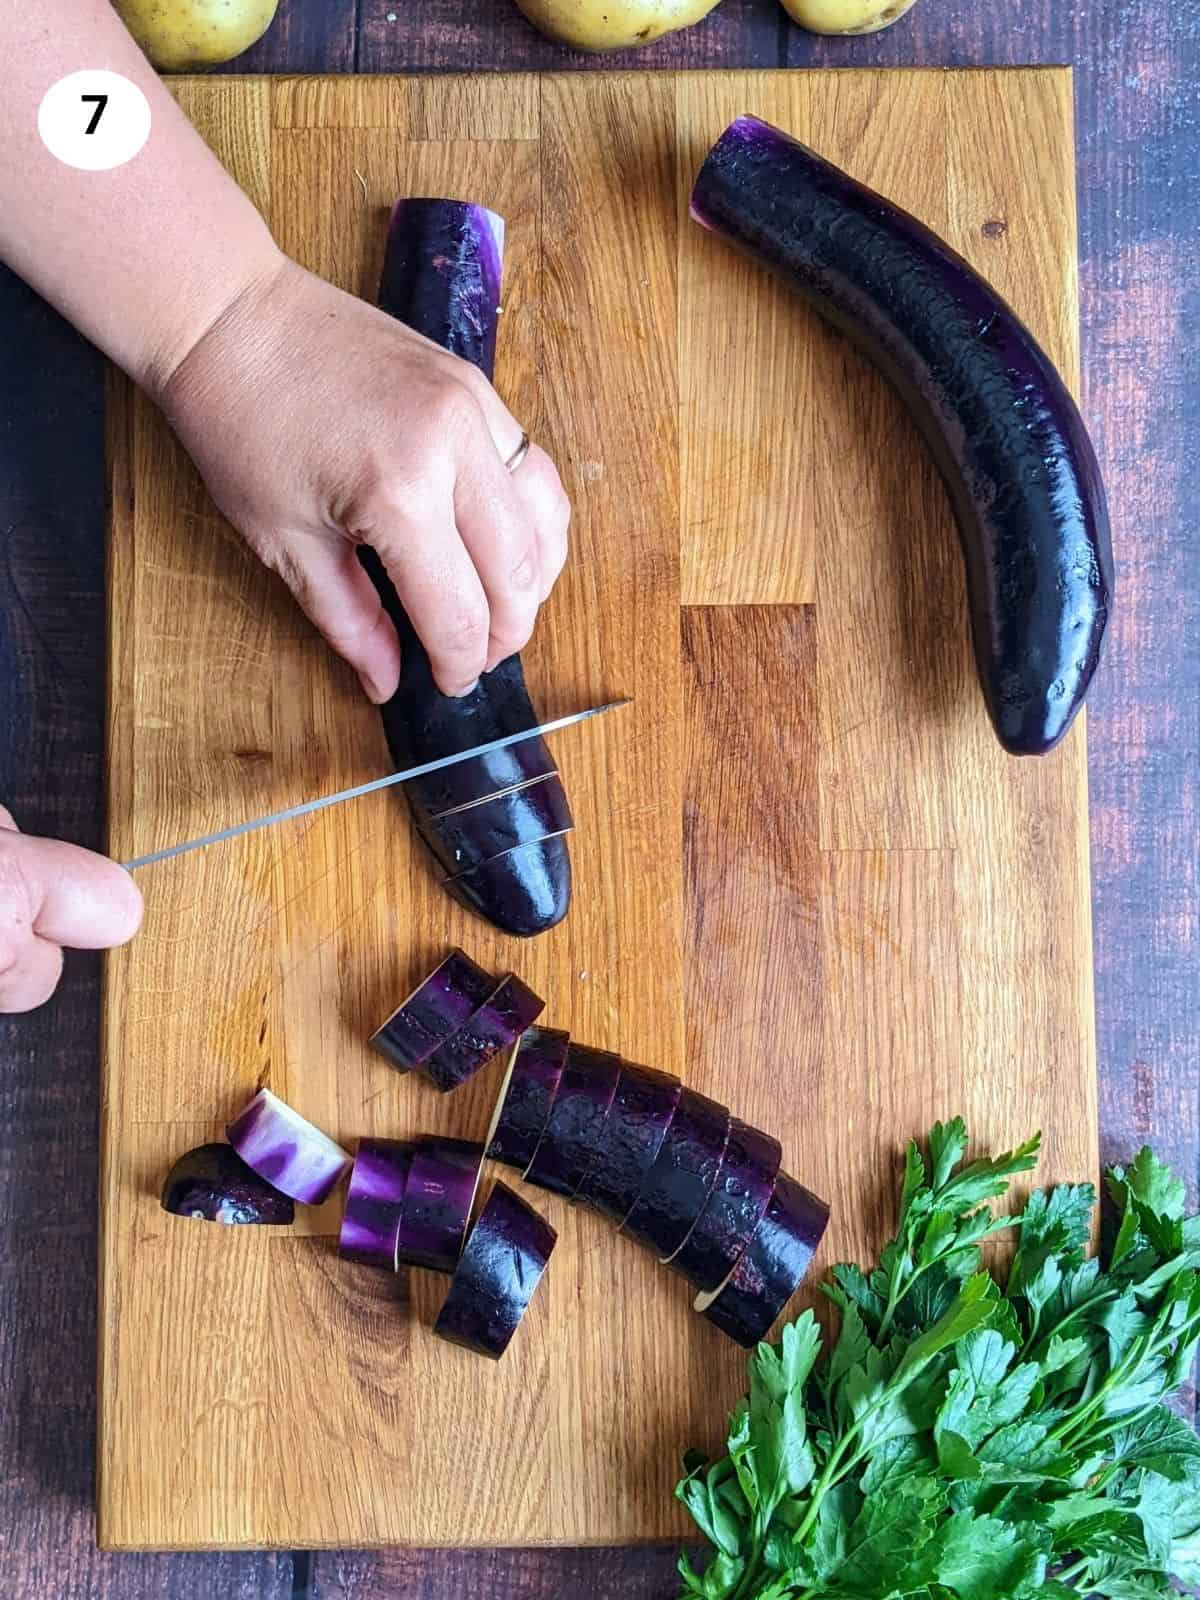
[676,1120,1200,1600]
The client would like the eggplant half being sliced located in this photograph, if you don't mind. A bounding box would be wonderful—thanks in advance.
[363,198,572,936]
[691,117,1113,755]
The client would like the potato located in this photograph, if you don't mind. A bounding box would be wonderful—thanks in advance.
[113,0,279,71]
[779,0,917,34]
[514,0,721,52]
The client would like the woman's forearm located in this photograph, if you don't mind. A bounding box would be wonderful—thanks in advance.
[0,0,282,393]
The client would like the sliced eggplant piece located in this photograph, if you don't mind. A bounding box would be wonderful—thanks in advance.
[523,1043,623,1199]
[486,1025,571,1172]
[369,948,495,1073]
[445,834,572,937]
[575,1060,682,1224]
[667,1119,782,1293]
[225,1089,351,1205]
[420,972,545,1094]
[696,1170,830,1347]
[691,116,1113,756]
[394,1136,484,1274]
[621,1088,731,1260]
[160,1142,294,1226]
[417,773,573,877]
[363,197,573,935]
[434,1180,557,1360]
[338,1138,413,1269]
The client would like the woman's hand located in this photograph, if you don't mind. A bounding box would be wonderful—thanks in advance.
[0,808,143,1014]
[156,256,571,703]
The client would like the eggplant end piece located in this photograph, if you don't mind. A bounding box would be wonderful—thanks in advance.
[446,833,572,937]
[161,1142,294,1226]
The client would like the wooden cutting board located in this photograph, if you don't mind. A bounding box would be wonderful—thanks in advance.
[99,68,1097,1551]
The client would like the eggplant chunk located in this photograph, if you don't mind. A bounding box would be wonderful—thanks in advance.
[524,1043,623,1199]
[369,948,496,1073]
[420,972,546,1094]
[363,197,573,935]
[434,1181,556,1360]
[576,1061,682,1224]
[161,1143,294,1226]
[667,1118,781,1293]
[692,117,1113,755]
[621,1088,731,1260]
[486,1025,572,1172]
[395,1136,484,1273]
[696,1170,830,1347]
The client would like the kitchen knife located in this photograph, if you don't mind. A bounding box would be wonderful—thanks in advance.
[122,699,629,871]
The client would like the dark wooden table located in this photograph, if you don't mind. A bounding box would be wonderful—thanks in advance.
[0,3,1195,1596]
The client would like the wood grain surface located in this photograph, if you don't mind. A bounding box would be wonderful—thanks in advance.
[96,67,1096,1553]
[1,2,1196,1596]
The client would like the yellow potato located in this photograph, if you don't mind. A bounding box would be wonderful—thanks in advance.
[514,0,721,52]
[113,0,279,71]
[779,0,917,34]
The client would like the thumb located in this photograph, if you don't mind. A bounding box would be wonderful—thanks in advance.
[0,823,143,950]
[269,537,402,704]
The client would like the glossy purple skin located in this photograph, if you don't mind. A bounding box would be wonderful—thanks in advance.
[418,774,574,876]
[576,1061,682,1224]
[420,972,546,1093]
[395,1137,484,1274]
[668,1119,782,1293]
[524,1044,623,1199]
[621,1089,732,1260]
[692,116,1113,756]
[700,1170,831,1348]
[487,1025,571,1172]
[338,1139,413,1269]
[434,1182,556,1360]
[362,197,572,936]
[446,834,572,939]
[160,1143,294,1226]
[225,1091,350,1205]
[369,949,495,1073]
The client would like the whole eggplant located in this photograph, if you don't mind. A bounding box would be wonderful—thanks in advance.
[691,116,1113,755]
[363,198,572,934]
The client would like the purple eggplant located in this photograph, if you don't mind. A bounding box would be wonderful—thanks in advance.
[434,1181,556,1360]
[696,1170,830,1347]
[420,972,545,1094]
[575,1061,682,1224]
[369,948,496,1073]
[338,1138,413,1269]
[394,1136,484,1274]
[160,1143,294,1226]
[225,1089,351,1205]
[417,774,573,877]
[486,1025,571,1172]
[621,1088,731,1261]
[523,1043,623,1199]
[362,197,572,936]
[691,116,1113,756]
[667,1119,781,1293]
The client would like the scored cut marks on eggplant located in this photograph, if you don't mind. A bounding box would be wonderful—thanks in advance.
[523,1042,623,1199]
[160,1142,295,1226]
[691,116,1113,757]
[485,1025,571,1173]
[225,1088,351,1205]
[420,971,546,1094]
[338,1138,413,1269]
[696,1170,831,1347]
[666,1118,782,1293]
[575,1060,682,1223]
[369,948,495,1073]
[417,773,573,877]
[394,1136,485,1274]
[361,196,572,937]
[621,1087,732,1260]
[433,1180,557,1360]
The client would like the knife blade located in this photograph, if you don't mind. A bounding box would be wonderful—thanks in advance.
[122,699,630,871]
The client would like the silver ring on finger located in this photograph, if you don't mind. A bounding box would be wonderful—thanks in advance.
[503,432,531,474]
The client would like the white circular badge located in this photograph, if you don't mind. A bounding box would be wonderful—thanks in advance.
[38,70,151,172]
